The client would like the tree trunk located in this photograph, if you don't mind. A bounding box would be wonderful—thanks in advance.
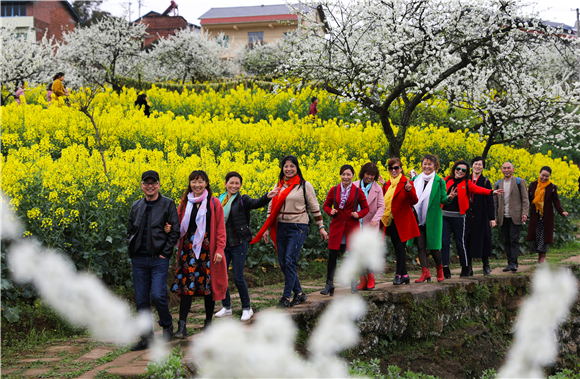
[481,136,494,160]
[378,111,402,157]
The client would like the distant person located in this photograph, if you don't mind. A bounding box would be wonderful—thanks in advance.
[14,82,25,105]
[494,162,529,272]
[51,72,68,100]
[309,97,318,116]
[135,93,151,117]
[526,166,568,263]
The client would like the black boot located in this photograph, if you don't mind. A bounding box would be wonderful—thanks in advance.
[320,281,335,296]
[483,264,491,275]
[175,320,187,339]
[162,325,174,341]
[460,266,469,277]
[443,266,452,279]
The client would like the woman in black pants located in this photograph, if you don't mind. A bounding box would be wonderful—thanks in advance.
[213,172,278,322]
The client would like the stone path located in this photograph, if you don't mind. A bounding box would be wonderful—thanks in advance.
[2,255,576,378]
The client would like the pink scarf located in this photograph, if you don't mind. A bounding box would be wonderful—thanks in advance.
[179,190,208,259]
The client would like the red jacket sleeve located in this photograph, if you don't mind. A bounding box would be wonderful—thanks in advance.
[356,188,370,218]
[467,180,493,196]
[212,198,226,256]
[323,186,335,216]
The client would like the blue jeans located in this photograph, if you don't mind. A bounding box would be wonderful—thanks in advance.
[441,215,468,267]
[131,256,172,328]
[222,241,251,309]
[276,222,309,298]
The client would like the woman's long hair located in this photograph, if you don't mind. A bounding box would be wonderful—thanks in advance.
[278,155,305,186]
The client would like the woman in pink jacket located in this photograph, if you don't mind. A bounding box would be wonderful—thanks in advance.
[353,162,385,290]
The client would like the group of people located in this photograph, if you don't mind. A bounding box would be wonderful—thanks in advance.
[127,154,568,350]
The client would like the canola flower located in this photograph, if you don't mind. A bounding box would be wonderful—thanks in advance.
[0,85,577,283]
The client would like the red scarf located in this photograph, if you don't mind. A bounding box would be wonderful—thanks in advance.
[251,175,302,248]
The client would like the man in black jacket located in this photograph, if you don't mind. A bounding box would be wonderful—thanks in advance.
[128,170,179,350]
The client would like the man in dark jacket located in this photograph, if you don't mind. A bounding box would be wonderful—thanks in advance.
[128,170,179,350]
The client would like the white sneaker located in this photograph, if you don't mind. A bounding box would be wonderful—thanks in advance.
[214,307,232,318]
[240,308,254,321]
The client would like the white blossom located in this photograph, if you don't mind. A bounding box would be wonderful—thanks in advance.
[498,266,578,378]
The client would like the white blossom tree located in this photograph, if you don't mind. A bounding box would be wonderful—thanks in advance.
[445,33,580,158]
[239,41,286,77]
[0,28,55,101]
[56,16,146,92]
[282,0,545,157]
[145,29,233,83]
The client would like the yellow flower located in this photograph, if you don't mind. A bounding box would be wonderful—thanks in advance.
[27,208,41,219]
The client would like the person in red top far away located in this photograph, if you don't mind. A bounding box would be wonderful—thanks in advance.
[309,97,318,116]
[441,160,503,278]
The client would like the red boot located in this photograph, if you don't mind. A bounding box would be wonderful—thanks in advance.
[356,275,368,290]
[366,273,376,289]
[538,253,546,263]
[415,267,432,283]
[436,265,445,282]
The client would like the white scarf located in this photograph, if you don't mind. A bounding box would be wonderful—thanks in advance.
[180,190,208,259]
[413,172,435,226]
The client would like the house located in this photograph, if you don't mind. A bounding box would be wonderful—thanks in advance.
[0,0,78,42]
[134,1,199,49]
[199,4,316,58]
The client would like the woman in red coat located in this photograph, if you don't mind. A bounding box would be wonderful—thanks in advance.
[320,164,369,295]
[171,170,228,335]
[381,158,420,285]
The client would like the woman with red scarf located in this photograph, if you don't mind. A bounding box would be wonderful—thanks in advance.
[171,170,228,336]
[381,158,420,285]
[320,164,369,295]
[251,155,328,308]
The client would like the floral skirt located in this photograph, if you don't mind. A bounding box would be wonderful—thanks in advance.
[171,237,211,296]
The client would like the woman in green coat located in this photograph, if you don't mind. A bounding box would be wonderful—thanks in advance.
[411,154,453,283]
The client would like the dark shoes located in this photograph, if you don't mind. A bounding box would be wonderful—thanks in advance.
[131,336,149,351]
[278,296,292,308]
[483,265,492,276]
[502,264,518,272]
[162,325,174,341]
[291,292,307,306]
[393,275,410,285]
[320,283,335,296]
[443,266,452,279]
[460,266,474,277]
[175,320,187,339]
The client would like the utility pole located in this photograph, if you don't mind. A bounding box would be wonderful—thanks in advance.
[576,8,579,37]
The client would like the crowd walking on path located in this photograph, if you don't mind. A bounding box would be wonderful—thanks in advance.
[127,154,569,350]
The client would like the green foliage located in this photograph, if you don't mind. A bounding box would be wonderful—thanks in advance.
[146,347,186,379]
[548,369,580,379]
[349,359,440,379]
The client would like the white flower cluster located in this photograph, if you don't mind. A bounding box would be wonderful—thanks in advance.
[3,194,151,346]
[498,265,578,378]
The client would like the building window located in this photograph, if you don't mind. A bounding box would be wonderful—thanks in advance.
[247,31,264,49]
[1,3,26,17]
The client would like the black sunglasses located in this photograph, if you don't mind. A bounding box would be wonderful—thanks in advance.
[455,167,468,173]
[388,165,401,171]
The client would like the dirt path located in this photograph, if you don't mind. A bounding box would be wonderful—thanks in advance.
[3,256,577,378]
